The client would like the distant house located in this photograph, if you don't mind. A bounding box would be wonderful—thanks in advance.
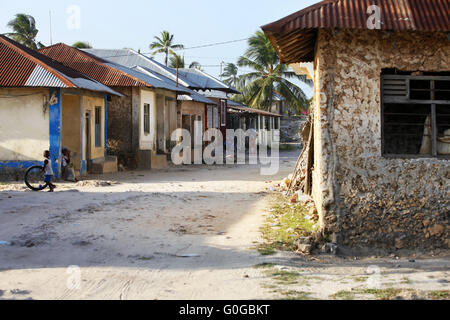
[227,100,281,146]
[0,35,120,179]
[83,49,239,144]
[262,0,450,250]
[39,44,191,169]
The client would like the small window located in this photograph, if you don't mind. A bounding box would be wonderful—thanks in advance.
[144,103,150,134]
[382,72,450,157]
[213,106,219,128]
[95,107,101,147]
[220,100,226,126]
[207,105,213,129]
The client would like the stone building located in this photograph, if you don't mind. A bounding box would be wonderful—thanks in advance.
[262,0,450,250]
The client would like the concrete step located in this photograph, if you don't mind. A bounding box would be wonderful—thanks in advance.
[151,153,168,169]
[90,156,118,174]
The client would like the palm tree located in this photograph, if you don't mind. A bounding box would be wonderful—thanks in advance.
[150,31,184,66]
[169,53,185,68]
[220,63,239,88]
[5,14,44,49]
[237,31,312,112]
[72,41,92,49]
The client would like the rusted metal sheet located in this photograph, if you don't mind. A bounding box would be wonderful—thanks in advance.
[39,44,149,87]
[0,35,121,95]
[262,0,450,63]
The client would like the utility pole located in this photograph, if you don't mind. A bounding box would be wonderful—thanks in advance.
[49,10,53,45]
[219,61,225,80]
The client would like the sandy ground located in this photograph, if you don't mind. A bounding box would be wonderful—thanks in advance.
[0,149,449,300]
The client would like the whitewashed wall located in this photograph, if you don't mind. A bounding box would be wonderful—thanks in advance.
[0,88,49,161]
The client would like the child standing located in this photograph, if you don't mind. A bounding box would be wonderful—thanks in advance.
[42,150,56,192]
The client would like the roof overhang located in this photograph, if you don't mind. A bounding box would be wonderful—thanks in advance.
[261,0,450,64]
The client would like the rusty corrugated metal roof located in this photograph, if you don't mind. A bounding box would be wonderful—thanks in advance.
[0,35,121,95]
[39,43,150,87]
[227,102,282,117]
[262,0,450,63]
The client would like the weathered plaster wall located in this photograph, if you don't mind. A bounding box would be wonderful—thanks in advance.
[139,88,155,151]
[314,29,450,250]
[82,95,105,161]
[62,94,81,171]
[0,88,49,161]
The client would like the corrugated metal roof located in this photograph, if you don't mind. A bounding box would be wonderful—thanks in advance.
[25,65,68,87]
[39,44,191,95]
[39,44,152,87]
[227,101,282,117]
[262,0,450,63]
[106,63,191,94]
[0,35,121,95]
[133,65,216,104]
[84,48,240,94]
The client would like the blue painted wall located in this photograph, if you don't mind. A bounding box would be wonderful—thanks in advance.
[0,161,43,169]
[49,88,62,178]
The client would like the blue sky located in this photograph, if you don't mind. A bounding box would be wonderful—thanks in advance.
[0,0,317,93]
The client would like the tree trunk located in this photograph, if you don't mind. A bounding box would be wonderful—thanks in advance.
[289,114,314,195]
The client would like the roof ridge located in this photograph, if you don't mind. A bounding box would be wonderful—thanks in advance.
[40,43,152,87]
[0,35,75,88]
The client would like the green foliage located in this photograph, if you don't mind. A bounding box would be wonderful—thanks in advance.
[169,53,185,68]
[5,14,44,49]
[150,30,184,66]
[237,31,312,113]
[220,63,239,88]
[72,41,92,49]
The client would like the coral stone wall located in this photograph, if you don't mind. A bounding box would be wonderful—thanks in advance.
[314,29,450,250]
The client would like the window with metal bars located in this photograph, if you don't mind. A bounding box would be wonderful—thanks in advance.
[381,72,450,158]
[144,103,150,134]
[220,100,226,126]
[95,106,101,147]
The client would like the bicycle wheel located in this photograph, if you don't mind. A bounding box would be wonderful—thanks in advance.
[24,166,48,191]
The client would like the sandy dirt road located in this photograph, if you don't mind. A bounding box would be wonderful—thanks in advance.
[0,149,449,300]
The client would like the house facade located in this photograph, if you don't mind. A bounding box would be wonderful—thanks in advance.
[39,44,191,169]
[227,100,281,147]
[83,49,238,147]
[263,0,450,250]
[0,35,119,180]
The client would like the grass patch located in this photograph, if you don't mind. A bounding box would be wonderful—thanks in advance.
[331,288,403,300]
[429,291,449,300]
[353,276,368,283]
[258,195,315,255]
[253,263,275,269]
[265,270,302,285]
[278,290,314,300]
[330,290,357,300]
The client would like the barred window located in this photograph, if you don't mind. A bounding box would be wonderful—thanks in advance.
[381,71,450,158]
[144,104,150,134]
[95,107,102,147]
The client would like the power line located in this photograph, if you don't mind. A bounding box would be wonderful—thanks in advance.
[98,37,249,59]
[177,38,249,51]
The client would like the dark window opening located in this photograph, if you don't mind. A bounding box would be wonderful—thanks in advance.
[381,71,450,158]
[95,107,101,148]
[144,104,150,134]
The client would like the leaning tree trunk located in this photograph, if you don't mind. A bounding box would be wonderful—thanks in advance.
[288,114,314,195]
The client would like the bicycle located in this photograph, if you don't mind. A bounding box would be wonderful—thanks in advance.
[24,165,48,191]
